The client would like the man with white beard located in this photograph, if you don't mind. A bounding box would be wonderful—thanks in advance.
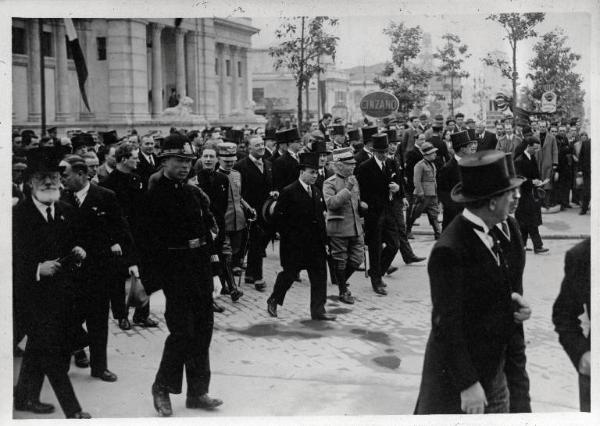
[13,147,91,418]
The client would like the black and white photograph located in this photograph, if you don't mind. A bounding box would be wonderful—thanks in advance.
[3,0,598,423]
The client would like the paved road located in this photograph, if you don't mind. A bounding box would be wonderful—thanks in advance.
[14,234,586,419]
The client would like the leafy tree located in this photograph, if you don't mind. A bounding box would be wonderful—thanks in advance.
[527,28,585,119]
[433,33,471,116]
[482,13,545,111]
[269,17,339,123]
[375,22,433,114]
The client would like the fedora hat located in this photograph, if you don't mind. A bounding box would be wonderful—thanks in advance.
[371,134,389,152]
[451,150,524,203]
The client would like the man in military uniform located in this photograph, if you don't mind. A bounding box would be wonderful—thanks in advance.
[322,147,365,304]
[142,134,222,417]
[267,152,336,321]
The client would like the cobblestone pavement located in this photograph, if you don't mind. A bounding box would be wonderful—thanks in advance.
[13,235,587,419]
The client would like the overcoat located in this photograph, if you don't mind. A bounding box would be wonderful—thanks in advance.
[514,153,542,227]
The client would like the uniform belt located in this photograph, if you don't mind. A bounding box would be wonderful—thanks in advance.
[167,236,207,250]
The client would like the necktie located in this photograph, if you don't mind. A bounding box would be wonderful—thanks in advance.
[307,185,312,198]
[255,158,264,173]
[149,155,155,167]
[46,206,54,223]
[74,196,81,208]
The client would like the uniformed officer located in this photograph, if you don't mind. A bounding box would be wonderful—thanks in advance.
[266,152,336,320]
[142,134,222,417]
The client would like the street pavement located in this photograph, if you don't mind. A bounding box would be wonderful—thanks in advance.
[13,210,590,420]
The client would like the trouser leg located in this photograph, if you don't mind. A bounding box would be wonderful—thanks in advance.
[529,225,543,250]
[86,278,110,375]
[14,343,45,403]
[306,260,327,317]
[380,212,399,273]
[246,226,267,280]
[40,351,82,417]
[394,205,416,262]
[184,296,214,398]
[109,276,127,320]
[579,374,591,412]
[269,268,296,306]
[425,196,441,237]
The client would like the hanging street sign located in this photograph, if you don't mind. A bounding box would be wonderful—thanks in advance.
[360,91,399,118]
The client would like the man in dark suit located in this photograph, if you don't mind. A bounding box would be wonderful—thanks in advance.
[577,131,591,215]
[401,116,419,162]
[138,134,159,189]
[415,151,530,415]
[101,143,159,329]
[272,128,302,192]
[235,136,278,292]
[437,131,478,230]
[514,137,549,254]
[311,139,334,190]
[61,155,137,383]
[353,125,378,164]
[552,238,591,412]
[262,128,277,161]
[318,113,332,142]
[266,152,336,320]
[474,121,498,151]
[13,147,91,418]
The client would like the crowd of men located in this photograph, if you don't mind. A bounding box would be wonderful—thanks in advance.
[12,110,591,418]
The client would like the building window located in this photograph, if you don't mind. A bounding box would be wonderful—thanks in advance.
[12,27,27,54]
[97,37,106,61]
[215,58,218,75]
[335,91,346,105]
[225,59,230,77]
[252,88,264,103]
[237,61,242,77]
[42,31,53,57]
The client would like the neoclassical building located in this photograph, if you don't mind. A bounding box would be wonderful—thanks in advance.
[12,18,263,132]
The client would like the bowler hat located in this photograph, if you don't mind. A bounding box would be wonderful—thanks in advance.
[361,126,378,144]
[332,147,356,163]
[331,125,345,136]
[347,129,360,142]
[217,142,238,157]
[275,128,300,145]
[450,131,475,152]
[451,150,524,203]
[311,139,331,154]
[371,134,389,152]
[158,134,196,159]
[298,152,321,169]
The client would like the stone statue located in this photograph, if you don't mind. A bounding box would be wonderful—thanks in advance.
[161,96,196,119]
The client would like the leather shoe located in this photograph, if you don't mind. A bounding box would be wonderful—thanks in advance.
[73,349,89,368]
[152,383,172,417]
[118,318,131,330]
[267,299,278,317]
[14,400,55,414]
[534,247,549,254]
[186,394,223,410]
[67,411,92,419]
[339,291,355,304]
[91,369,118,382]
[405,256,426,264]
[212,301,225,313]
[230,289,243,302]
[133,317,159,327]
[372,286,387,295]
[386,266,398,275]
[311,313,337,321]
[254,279,266,292]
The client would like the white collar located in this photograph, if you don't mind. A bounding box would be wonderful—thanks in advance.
[454,154,462,162]
[463,208,490,234]
[32,196,55,221]
[524,151,532,160]
[374,156,384,170]
[463,209,500,264]
[298,178,310,192]
[105,164,114,174]
[496,221,511,241]
[75,182,91,204]
[249,154,262,163]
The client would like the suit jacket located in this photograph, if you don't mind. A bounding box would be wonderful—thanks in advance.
[322,174,363,237]
[475,130,498,151]
[13,198,81,352]
[234,156,274,214]
[534,131,558,188]
[413,159,437,196]
[275,180,327,270]
[552,238,591,369]
[315,167,334,191]
[96,163,114,184]
[404,148,423,194]
[401,128,417,160]
[515,153,542,227]
[415,215,515,414]
[272,151,299,192]
[196,168,230,245]
[137,152,159,190]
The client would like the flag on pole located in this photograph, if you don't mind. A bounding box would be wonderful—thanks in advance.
[64,19,91,112]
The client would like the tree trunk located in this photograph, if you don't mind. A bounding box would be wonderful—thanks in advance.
[305,79,310,122]
[297,17,305,125]
[450,72,455,116]
[512,44,517,113]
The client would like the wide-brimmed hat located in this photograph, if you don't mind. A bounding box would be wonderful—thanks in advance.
[371,134,389,152]
[450,131,475,152]
[361,126,378,144]
[347,129,360,142]
[158,134,196,159]
[332,147,356,164]
[419,142,438,155]
[298,152,321,169]
[275,128,301,145]
[451,150,524,203]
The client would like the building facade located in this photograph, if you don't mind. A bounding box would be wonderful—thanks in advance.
[12,18,262,132]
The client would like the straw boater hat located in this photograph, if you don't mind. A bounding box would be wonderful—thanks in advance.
[451,150,524,203]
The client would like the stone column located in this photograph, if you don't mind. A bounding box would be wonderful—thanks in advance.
[151,22,164,118]
[229,45,238,112]
[77,19,95,120]
[175,27,186,98]
[54,20,70,121]
[185,30,199,114]
[217,43,225,118]
[107,19,150,122]
[240,47,250,113]
[196,18,218,121]
[28,19,42,122]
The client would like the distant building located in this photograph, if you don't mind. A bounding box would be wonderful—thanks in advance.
[12,18,263,134]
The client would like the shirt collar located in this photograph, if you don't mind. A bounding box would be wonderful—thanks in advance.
[75,182,91,204]
[32,196,55,220]
[374,156,384,170]
[524,151,532,160]
[462,208,490,234]
[249,154,262,163]
[454,154,462,162]
[298,178,310,192]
